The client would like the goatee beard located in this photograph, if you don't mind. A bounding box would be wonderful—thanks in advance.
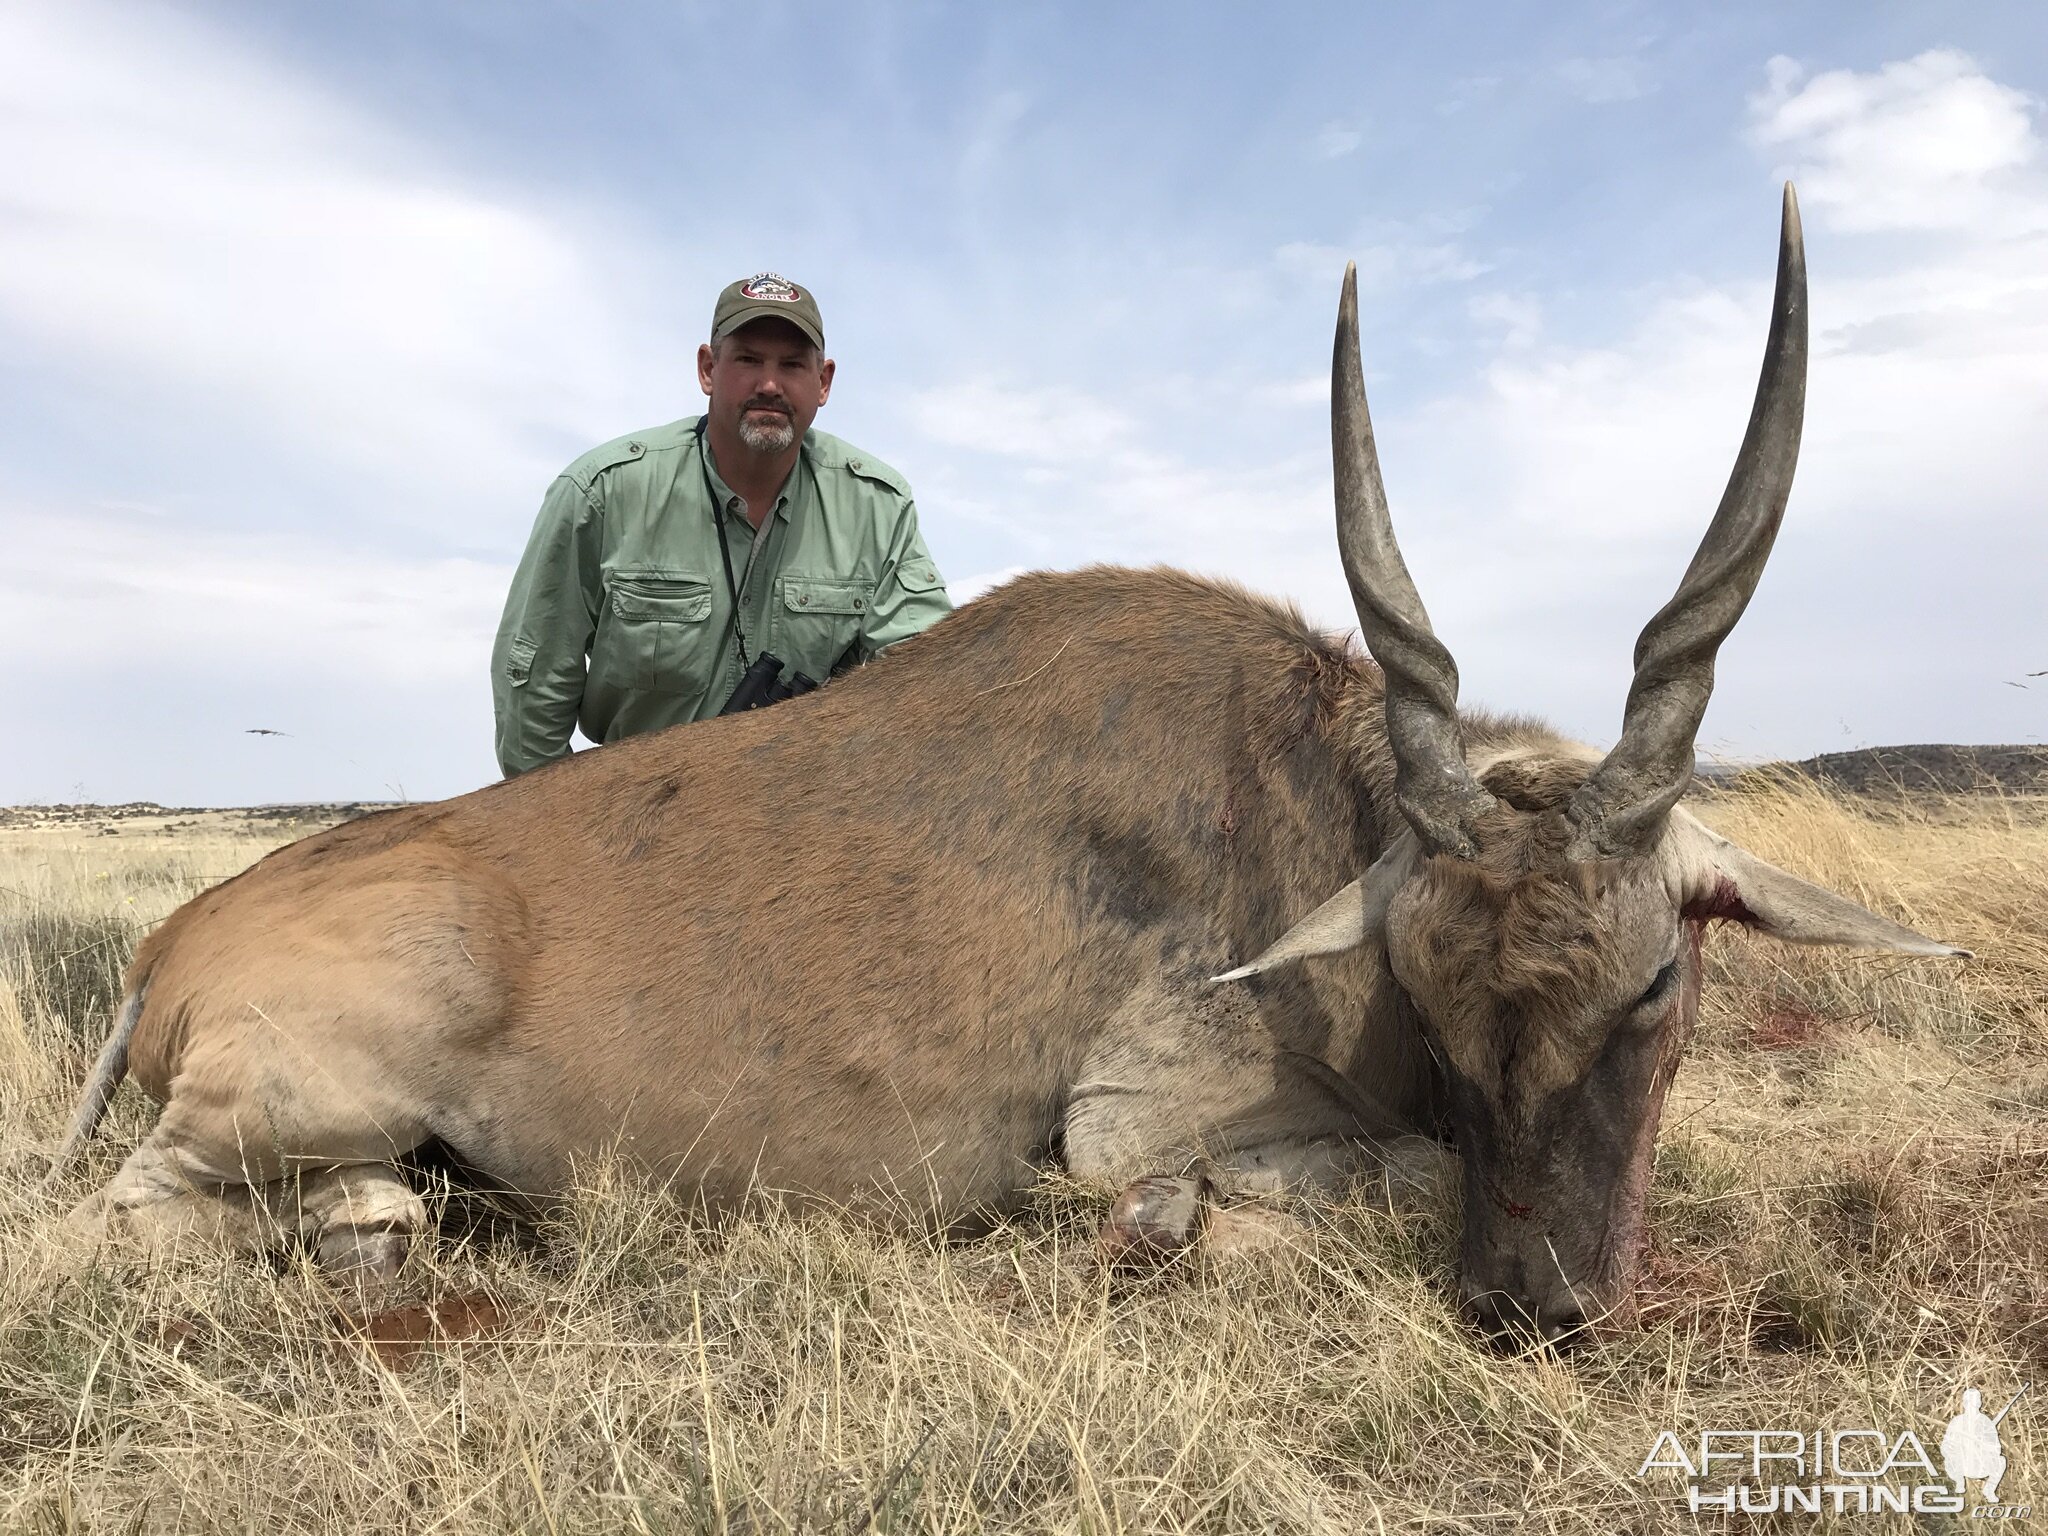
[737,413,797,454]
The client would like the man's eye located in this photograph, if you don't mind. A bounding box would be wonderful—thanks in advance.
[1637,961,1678,1010]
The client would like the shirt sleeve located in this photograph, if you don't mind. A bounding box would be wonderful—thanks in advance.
[859,499,953,659]
[493,474,604,776]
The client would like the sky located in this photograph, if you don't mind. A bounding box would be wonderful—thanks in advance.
[1,0,2043,805]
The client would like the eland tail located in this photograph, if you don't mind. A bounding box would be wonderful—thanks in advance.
[40,979,149,1190]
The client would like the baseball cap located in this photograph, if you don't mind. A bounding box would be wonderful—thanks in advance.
[711,273,825,349]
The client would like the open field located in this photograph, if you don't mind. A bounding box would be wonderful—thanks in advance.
[1,780,2044,1532]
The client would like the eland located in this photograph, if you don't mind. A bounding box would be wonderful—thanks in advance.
[47,186,1966,1338]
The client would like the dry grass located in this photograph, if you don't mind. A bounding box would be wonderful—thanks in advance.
[0,785,2042,1532]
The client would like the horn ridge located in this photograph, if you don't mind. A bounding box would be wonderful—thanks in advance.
[1332,262,1495,859]
[1567,183,1809,860]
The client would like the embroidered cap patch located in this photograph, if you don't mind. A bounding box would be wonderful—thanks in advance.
[739,274,802,302]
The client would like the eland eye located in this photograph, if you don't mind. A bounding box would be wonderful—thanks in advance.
[1636,960,1678,1011]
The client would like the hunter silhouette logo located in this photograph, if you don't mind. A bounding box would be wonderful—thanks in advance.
[1942,1385,2026,1505]
[1638,1382,2030,1517]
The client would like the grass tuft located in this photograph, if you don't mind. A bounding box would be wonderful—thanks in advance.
[1,909,136,1055]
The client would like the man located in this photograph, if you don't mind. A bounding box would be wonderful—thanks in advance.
[492,273,952,777]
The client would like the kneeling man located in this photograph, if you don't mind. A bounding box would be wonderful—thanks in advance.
[493,273,951,776]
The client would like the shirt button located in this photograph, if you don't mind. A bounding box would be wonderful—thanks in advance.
[798,593,810,606]
[627,441,644,455]
[849,459,862,471]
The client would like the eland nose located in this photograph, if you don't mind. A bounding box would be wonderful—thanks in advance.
[1459,1281,1589,1348]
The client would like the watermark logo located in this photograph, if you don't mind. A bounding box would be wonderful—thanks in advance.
[1638,1383,2030,1518]
[1944,1386,2025,1509]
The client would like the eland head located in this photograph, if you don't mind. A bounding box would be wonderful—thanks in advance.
[1222,186,1968,1341]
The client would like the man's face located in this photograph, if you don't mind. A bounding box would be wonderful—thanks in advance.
[697,319,834,455]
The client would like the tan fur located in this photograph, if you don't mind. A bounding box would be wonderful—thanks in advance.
[80,568,1424,1236]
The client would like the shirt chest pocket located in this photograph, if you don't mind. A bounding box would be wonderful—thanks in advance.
[775,577,873,677]
[596,573,718,694]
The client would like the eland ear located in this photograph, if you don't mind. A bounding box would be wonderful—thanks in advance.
[1212,838,1419,983]
[1681,824,1970,958]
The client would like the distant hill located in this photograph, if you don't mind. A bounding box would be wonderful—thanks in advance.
[1732,743,2048,797]
[0,802,391,832]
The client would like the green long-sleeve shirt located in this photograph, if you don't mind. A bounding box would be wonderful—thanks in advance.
[492,417,951,776]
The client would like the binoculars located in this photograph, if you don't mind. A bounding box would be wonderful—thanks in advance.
[718,651,819,716]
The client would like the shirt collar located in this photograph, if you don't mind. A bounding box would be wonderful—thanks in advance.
[701,427,802,527]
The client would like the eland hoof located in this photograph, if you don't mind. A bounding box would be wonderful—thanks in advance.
[316,1227,412,1291]
[1097,1173,1209,1269]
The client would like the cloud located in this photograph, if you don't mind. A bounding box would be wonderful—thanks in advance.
[902,371,1333,592]
[959,88,1034,205]
[1274,237,1489,291]
[0,503,506,686]
[0,1,675,525]
[1371,58,2048,751]
[0,500,509,802]
[5,17,2043,803]
[907,52,2048,759]
[1250,374,1332,408]
[1467,291,1542,349]
[1437,75,1503,117]
[1749,50,2043,233]
[906,379,1143,464]
[947,566,1032,604]
[1402,250,2048,579]
[1557,56,1649,105]
[1312,121,1363,159]
[0,0,688,800]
